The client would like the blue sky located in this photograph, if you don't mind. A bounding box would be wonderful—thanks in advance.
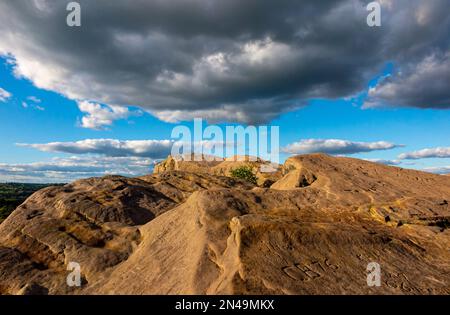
[0,1,449,182]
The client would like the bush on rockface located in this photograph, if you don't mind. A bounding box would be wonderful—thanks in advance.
[230,166,258,185]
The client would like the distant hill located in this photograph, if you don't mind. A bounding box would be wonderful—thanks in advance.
[0,183,61,222]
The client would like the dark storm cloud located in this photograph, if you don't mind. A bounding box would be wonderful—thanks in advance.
[0,0,448,124]
[365,52,450,109]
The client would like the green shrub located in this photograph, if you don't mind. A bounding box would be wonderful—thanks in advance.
[230,166,257,185]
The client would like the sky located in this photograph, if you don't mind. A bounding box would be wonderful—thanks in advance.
[0,0,449,183]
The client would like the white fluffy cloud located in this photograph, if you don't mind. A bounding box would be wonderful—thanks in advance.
[18,139,174,159]
[0,156,154,183]
[282,139,403,155]
[22,101,45,111]
[77,101,140,129]
[399,147,450,160]
[0,87,11,102]
[27,96,41,103]
[364,158,402,166]
[423,166,450,175]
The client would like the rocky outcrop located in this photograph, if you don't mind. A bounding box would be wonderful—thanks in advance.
[0,172,253,295]
[153,154,282,187]
[0,154,449,295]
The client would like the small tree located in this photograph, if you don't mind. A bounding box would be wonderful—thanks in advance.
[230,166,257,185]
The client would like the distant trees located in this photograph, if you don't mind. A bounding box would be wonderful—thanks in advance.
[0,183,57,222]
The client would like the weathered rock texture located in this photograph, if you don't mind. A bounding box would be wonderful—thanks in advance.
[0,154,449,295]
[153,154,282,187]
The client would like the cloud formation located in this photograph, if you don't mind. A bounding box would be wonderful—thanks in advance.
[18,139,174,159]
[423,166,450,175]
[364,158,401,166]
[0,0,448,123]
[365,53,450,109]
[0,87,11,102]
[22,101,45,111]
[0,156,154,183]
[282,139,402,155]
[27,96,41,103]
[399,147,450,160]
[77,101,140,129]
